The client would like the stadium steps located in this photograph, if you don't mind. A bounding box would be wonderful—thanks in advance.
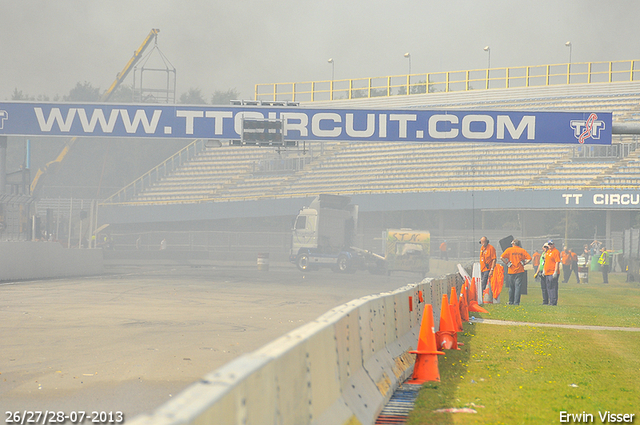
[523,151,573,187]
[265,172,307,195]
[590,149,640,186]
[265,142,351,195]
[211,172,254,196]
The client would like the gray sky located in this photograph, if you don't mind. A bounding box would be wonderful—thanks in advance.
[2,0,639,102]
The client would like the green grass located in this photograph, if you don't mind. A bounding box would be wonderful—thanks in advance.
[479,272,640,327]
[407,273,640,424]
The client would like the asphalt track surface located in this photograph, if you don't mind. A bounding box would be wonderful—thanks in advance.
[1,265,420,418]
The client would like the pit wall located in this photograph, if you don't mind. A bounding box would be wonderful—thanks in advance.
[130,271,464,425]
[0,242,104,281]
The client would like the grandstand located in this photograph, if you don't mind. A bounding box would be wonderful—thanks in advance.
[102,79,640,207]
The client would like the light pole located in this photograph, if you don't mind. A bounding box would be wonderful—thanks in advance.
[404,52,411,75]
[483,46,491,69]
[483,46,491,89]
[565,41,572,84]
[328,58,334,100]
[328,58,335,81]
[404,53,411,95]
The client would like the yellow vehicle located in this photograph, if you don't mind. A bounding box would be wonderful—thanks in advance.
[384,229,431,276]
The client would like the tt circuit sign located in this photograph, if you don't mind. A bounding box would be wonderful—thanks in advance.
[0,102,612,145]
[562,192,640,208]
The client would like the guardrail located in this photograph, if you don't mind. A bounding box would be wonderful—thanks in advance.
[129,271,462,425]
[101,139,204,204]
[255,59,640,102]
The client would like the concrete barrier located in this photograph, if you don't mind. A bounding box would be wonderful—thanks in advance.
[130,273,464,425]
[0,241,104,281]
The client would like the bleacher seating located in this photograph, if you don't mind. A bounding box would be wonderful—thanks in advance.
[120,82,640,204]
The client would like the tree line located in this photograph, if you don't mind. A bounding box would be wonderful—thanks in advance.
[10,83,241,105]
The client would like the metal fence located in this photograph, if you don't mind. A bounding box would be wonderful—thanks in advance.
[255,59,640,102]
[109,229,291,254]
[572,140,639,160]
[0,194,33,241]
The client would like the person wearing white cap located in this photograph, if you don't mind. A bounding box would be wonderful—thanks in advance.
[535,243,549,304]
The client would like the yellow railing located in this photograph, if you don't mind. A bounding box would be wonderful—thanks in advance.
[255,59,640,103]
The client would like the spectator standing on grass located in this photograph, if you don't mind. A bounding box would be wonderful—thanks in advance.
[598,246,610,284]
[439,240,448,260]
[534,244,548,303]
[479,236,496,294]
[543,240,561,306]
[590,240,602,257]
[561,246,572,283]
[570,249,580,283]
[582,244,590,261]
[532,250,541,270]
[500,239,531,306]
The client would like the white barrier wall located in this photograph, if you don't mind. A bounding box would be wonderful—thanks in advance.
[130,273,463,425]
[0,241,104,281]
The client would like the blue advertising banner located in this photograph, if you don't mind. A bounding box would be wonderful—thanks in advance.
[0,101,612,144]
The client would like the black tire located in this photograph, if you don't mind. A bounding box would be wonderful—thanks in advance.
[336,254,351,273]
[368,265,385,275]
[296,254,314,272]
[368,259,386,275]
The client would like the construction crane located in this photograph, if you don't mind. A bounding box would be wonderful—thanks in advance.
[30,29,161,195]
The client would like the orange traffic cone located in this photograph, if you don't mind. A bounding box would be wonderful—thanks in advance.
[483,284,493,304]
[468,276,489,313]
[468,278,477,306]
[459,285,470,322]
[468,300,489,314]
[408,304,445,383]
[436,294,459,350]
[450,287,464,332]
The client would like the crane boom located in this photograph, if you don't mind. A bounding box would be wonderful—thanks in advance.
[101,29,159,102]
[30,29,161,195]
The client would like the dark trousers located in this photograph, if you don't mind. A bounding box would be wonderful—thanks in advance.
[601,264,609,284]
[571,264,580,283]
[562,264,571,283]
[508,272,525,305]
[545,274,559,305]
[481,270,491,292]
[540,274,548,304]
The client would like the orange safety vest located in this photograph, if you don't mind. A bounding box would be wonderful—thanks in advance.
[533,252,541,268]
[480,244,496,272]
